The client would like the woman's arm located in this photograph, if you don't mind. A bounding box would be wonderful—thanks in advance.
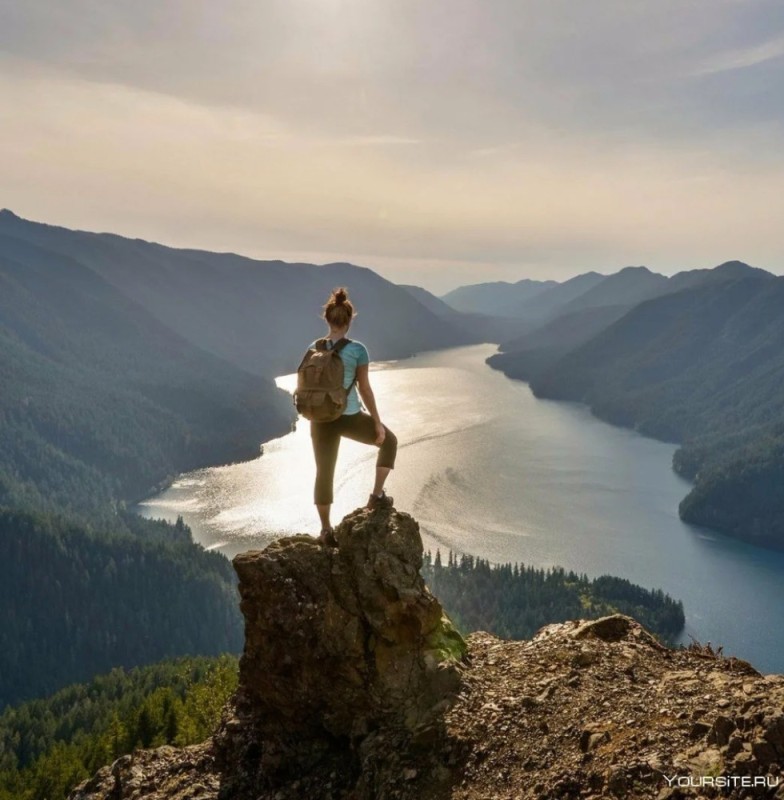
[356,364,386,445]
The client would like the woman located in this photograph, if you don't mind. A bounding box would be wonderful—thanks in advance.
[309,287,397,546]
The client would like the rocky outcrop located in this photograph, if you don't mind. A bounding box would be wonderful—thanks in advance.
[215,506,468,798]
[447,617,784,800]
[71,508,784,800]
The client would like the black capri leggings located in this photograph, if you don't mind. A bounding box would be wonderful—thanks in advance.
[310,411,397,505]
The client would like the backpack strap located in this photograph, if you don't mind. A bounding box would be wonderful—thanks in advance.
[315,337,351,353]
[331,337,351,353]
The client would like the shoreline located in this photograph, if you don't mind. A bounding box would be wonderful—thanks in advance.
[128,420,295,514]
[484,350,784,555]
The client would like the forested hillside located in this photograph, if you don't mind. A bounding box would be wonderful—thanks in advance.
[0,232,293,516]
[421,550,685,644]
[0,508,243,709]
[0,655,238,800]
[528,275,784,548]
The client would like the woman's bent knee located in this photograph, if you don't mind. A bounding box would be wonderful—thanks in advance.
[378,427,397,468]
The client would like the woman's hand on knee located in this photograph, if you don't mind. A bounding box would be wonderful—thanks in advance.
[374,420,386,445]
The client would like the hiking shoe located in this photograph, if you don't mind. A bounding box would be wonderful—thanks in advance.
[317,527,339,548]
[366,491,393,511]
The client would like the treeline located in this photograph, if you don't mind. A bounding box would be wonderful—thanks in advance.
[675,425,784,547]
[0,655,238,800]
[422,549,685,643]
[0,508,243,708]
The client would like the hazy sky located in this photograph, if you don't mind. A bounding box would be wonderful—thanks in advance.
[2,1,784,292]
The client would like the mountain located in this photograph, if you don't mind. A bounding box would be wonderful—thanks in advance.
[667,259,774,293]
[490,261,774,383]
[554,266,669,316]
[487,304,633,381]
[399,283,537,344]
[487,265,675,383]
[444,267,669,369]
[440,277,556,316]
[440,262,771,336]
[510,270,607,320]
[0,210,469,377]
[529,274,784,548]
[440,267,663,321]
[70,508,780,800]
[399,284,457,317]
[0,230,292,514]
[0,222,291,708]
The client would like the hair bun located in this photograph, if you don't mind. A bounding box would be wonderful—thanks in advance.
[323,287,355,325]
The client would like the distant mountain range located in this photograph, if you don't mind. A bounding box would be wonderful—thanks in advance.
[443,260,773,331]
[507,271,607,319]
[440,278,557,316]
[399,284,533,344]
[486,260,774,381]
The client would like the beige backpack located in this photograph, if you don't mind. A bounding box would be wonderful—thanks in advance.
[293,338,356,422]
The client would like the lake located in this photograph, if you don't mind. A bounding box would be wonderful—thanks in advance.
[138,344,784,674]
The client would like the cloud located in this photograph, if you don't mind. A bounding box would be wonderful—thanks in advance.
[1,1,784,290]
[3,0,782,143]
[692,32,784,76]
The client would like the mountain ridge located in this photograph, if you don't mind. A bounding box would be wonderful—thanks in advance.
[491,259,772,367]
[0,231,292,514]
[440,278,557,316]
[0,210,469,377]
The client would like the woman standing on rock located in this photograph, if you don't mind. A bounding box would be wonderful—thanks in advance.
[297,287,397,546]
